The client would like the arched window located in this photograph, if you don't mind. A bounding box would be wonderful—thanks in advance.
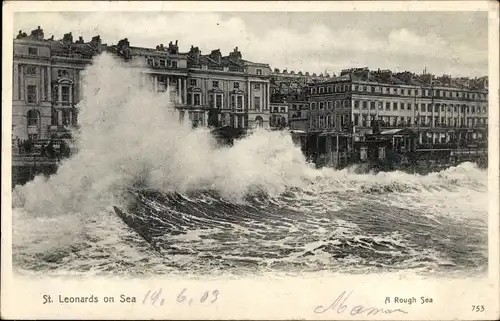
[27,109,40,126]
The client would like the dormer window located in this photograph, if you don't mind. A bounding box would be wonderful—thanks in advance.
[146,57,153,66]
[160,59,166,67]
[256,69,262,76]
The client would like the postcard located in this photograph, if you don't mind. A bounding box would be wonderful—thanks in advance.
[1,1,499,320]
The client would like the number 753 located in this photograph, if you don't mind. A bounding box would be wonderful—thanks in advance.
[472,305,485,312]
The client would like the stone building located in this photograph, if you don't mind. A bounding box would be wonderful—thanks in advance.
[12,26,273,141]
[184,46,272,129]
[12,27,101,140]
[307,67,488,146]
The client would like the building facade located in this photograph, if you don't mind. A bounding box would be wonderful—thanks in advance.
[12,27,272,141]
[269,103,288,130]
[307,67,488,146]
[12,27,100,140]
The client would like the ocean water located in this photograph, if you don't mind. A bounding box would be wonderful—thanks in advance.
[11,54,488,277]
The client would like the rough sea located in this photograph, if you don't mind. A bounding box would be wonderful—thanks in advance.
[11,54,488,278]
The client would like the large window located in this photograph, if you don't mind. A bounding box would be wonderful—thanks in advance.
[215,94,222,109]
[27,85,37,103]
[28,47,38,55]
[254,98,261,110]
[62,86,70,102]
[194,93,201,106]
[237,96,243,109]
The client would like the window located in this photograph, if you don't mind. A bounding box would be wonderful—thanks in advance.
[344,100,349,108]
[393,102,398,110]
[434,105,439,112]
[385,102,390,110]
[327,86,333,93]
[234,82,239,89]
[407,103,412,110]
[171,61,178,68]
[427,104,432,112]
[280,107,286,113]
[335,101,341,109]
[26,66,37,75]
[28,47,38,55]
[421,104,425,112]
[214,94,222,109]
[27,85,37,103]
[319,102,324,110]
[254,84,260,91]
[160,59,166,67]
[370,101,376,109]
[254,98,261,110]
[393,88,397,94]
[27,110,39,126]
[231,96,236,108]
[190,79,197,87]
[311,88,317,94]
[354,85,359,91]
[319,87,325,93]
[354,101,359,109]
[146,58,153,66]
[194,93,201,106]
[371,86,376,93]
[362,101,367,109]
[62,109,71,126]
[61,86,70,102]
[212,81,219,88]
[237,96,243,109]
[328,101,333,109]
[256,69,262,75]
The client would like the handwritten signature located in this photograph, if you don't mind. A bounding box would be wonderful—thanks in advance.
[314,291,408,316]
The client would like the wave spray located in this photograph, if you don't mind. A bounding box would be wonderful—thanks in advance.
[11,54,488,276]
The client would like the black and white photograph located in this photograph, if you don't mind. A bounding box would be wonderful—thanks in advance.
[2,1,499,320]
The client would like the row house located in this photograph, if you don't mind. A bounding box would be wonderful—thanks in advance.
[307,68,488,145]
[183,46,271,129]
[12,27,272,141]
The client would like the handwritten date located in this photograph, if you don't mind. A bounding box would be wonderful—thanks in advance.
[143,288,219,307]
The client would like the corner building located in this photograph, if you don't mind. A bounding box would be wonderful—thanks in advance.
[307,68,488,146]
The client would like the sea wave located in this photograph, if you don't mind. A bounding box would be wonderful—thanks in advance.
[11,54,488,276]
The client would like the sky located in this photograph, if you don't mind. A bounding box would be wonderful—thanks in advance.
[13,11,489,77]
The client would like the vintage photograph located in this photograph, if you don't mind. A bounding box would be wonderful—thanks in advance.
[10,9,489,280]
